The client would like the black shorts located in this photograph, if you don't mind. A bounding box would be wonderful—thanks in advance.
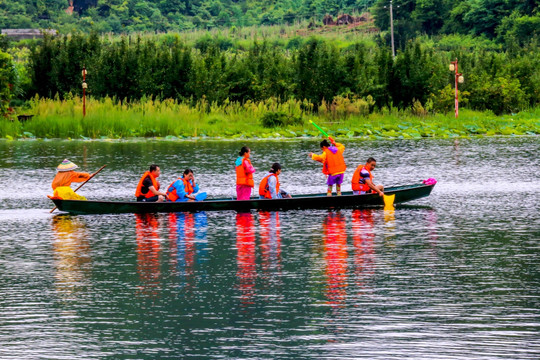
[137,195,160,202]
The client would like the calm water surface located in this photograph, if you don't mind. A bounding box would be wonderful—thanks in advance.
[0,137,539,359]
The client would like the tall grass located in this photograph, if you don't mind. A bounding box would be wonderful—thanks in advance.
[124,21,378,49]
[3,96,539,140]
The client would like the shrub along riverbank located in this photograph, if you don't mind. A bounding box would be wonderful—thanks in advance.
[2,96,538,140]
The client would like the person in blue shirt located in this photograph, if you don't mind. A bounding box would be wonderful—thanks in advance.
[166,169,200,202]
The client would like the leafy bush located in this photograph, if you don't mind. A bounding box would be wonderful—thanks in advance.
[468,75,528,115]
[431,84,470,114]
[260,111,302,128]
[319,95,375,119]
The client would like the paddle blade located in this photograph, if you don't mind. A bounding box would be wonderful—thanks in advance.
[383,194,395,210]
[195,192,207,201]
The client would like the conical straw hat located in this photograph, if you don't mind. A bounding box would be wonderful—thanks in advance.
[56,159,79,172]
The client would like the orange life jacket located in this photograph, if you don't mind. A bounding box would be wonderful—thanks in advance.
[258,173,280,199]
[166,177,194,202]
[323,147,346,175]
[352,165,372,192]
[135,171,160,199]
[322,162,330,175]
[236,158,254,187]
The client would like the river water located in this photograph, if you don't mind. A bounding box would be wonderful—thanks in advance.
[0,137,539,359]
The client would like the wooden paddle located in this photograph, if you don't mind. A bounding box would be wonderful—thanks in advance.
[50,164,107,213]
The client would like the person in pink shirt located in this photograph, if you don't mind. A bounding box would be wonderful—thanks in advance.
[235,146,256,200]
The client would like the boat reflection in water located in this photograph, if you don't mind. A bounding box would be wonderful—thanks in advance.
[424,209,439,262]
[134,213,161,297]
[235,212,256,306]
[258,211,282,280]
[351,209,376,293]
[322,211,349,307]
[135,212,209,297]
[168,212,208,291]
[321,210,380,306]
[383,207,396,246]
[51,215,92,300]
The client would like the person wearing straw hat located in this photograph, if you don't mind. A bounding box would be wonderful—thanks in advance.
[51,159,93,200]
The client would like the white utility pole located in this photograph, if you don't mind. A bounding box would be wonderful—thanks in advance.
[390,0,395,58]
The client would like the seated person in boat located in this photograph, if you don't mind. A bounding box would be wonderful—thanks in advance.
[309,137,346,196]
[351,157,384,196]
[259,163,291,199]
[135,165,168,202]
[166,168,200,202]
[51,159,94,200]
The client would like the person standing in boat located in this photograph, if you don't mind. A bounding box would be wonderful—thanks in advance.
[351,157,384,196]
[135,165,168,202]
[166,168,200,202]
[51,159,94,200]
[259,163,291,199]
[235,146,256,200]
[310,137,346,196]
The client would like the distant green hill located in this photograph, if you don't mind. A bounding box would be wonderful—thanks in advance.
[0,0,537,45]
[0,0,376,33]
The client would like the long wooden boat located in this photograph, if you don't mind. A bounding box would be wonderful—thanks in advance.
[49,183,435,215]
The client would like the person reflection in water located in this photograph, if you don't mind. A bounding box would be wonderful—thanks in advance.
[323,211,348,307]
[51,215,91,298]
[236,212,256,306]
[135,213,161,297]
[259,211,282,278]
[168,211,209,290]
[351,209,376,291]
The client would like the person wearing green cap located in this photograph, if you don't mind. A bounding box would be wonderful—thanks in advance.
[51,159,94,200]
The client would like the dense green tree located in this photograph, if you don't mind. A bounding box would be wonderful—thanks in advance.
[497,13,540,46]
[294,38,344,106]
[22,31,539,114]
[0,50,16,115]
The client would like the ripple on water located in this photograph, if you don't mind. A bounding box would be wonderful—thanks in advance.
[0,138,539,359]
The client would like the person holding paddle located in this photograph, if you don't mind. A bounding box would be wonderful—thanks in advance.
[351,157,384,196]
[135,165,168,202]
[166,168,201,202]
[310,136,346,196]
[235,146,256,200]
[51,159,95,200]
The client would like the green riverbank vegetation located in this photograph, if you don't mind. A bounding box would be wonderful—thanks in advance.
[1,24,539,140]
[2,96,538,140]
